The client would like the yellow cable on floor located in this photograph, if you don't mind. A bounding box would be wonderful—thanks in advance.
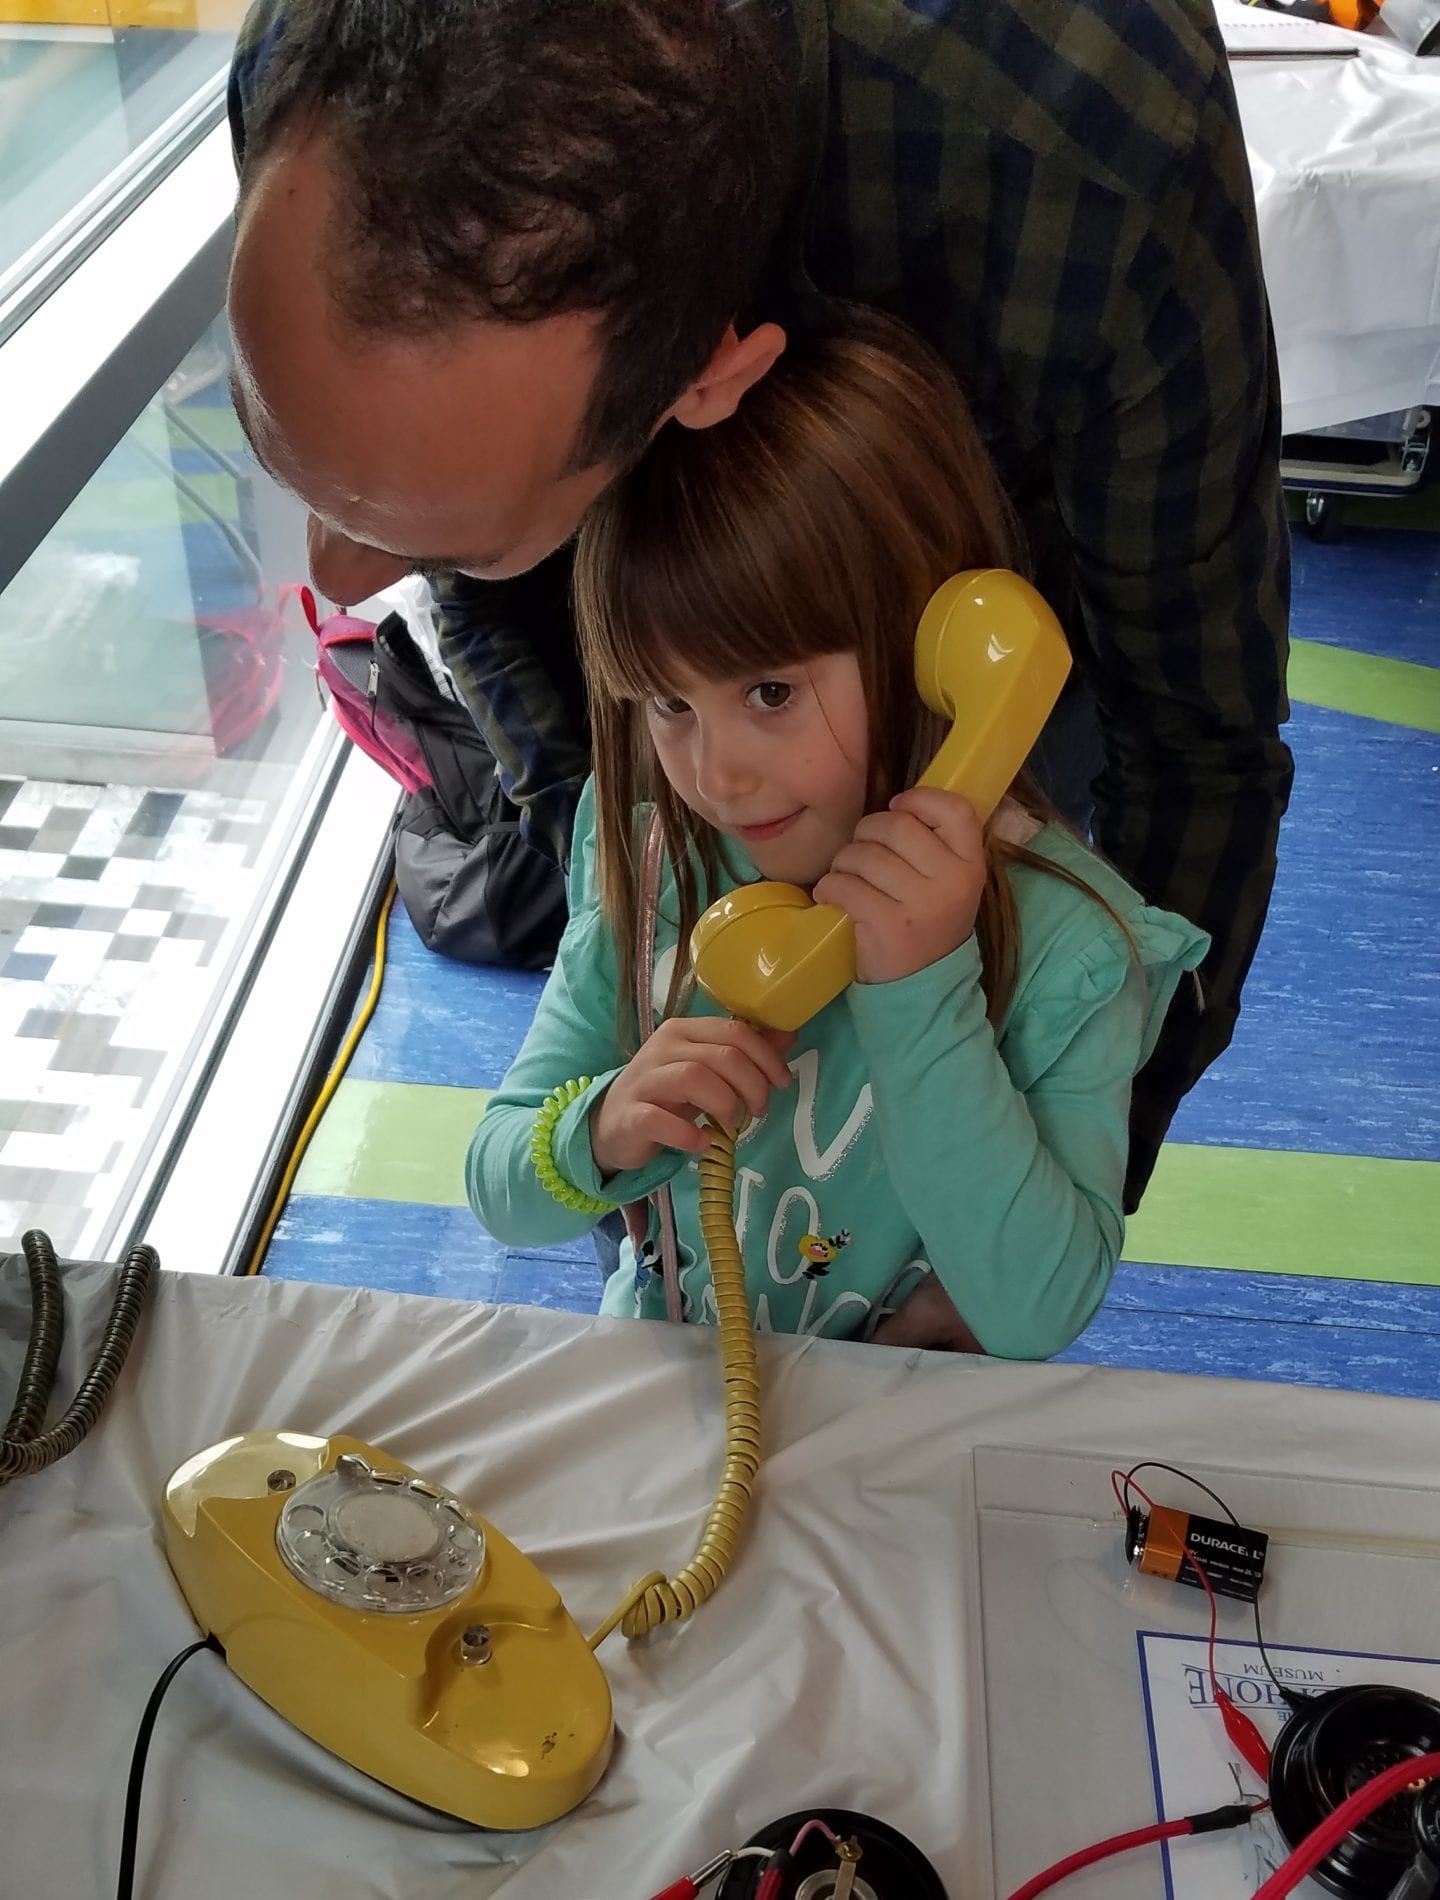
[588,1119,762,1648]
[244,879,398,1278]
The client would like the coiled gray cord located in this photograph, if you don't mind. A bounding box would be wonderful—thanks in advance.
[0,1229,157,1483]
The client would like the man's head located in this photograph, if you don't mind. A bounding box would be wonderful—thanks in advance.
[229,0,798,603]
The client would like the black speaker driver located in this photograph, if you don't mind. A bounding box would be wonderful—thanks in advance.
[1268,1684,1440,1897]
[1413,1781,1440,1870]
[715,1808,948,1900]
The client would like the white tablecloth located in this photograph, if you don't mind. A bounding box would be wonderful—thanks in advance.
[5,1263,1440,1900]
[1222,0,1440,433]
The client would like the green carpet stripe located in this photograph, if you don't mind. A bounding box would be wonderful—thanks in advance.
[1289,640,1440,734]
[66,472,241,534]
[298,1085,1440,1291]
[170,409,247,454]
[1125,1143,1440,1286]
[295,1079,487,1206]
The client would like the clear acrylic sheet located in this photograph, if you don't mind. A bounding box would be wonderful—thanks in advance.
[974,1445,1440,1898]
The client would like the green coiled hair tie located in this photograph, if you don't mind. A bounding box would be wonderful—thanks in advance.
[530,1079,618,1216]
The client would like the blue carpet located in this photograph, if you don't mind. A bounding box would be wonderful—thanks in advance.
[1061,1262,1440,1402]
[344,906,548,1091]
[1168,702,1440,1161]
[263,1192,604,1311]
[1290,527,1439,668]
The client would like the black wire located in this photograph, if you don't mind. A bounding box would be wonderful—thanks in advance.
[1,1236,157,1482]
[117,1637,221,1900]
[1122,1460,1237,1524]
[2,1229,64,1445]
[1121,1461,1309,1711]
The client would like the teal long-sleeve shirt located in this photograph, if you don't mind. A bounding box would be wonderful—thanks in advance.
[468,786,1207,1359]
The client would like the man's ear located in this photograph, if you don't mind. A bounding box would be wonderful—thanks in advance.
[666,324,787,432]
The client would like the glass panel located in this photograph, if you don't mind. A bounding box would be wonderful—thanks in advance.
[0,317,332,1261]
[0,1,241,306]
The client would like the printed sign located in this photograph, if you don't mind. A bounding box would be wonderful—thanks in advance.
[1137,1632,1440,1897]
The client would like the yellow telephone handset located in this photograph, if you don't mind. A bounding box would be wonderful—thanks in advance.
[690,568,1072,1031]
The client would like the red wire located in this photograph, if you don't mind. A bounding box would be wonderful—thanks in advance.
[1001,1749,1440,1900]
[1004,1742,1439,1900]
[1003,1818,1197,1899]
[1251,1752,1440,1899]
[1013,1476,1440,1900]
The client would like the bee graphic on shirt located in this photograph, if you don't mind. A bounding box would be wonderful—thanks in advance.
[797,1229,852,1280]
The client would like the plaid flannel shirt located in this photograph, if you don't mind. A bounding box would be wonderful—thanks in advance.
[230,0,1293,1200]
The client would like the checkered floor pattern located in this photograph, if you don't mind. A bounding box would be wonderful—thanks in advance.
[0,776,273,1258]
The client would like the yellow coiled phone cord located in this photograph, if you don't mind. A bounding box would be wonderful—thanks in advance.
[587,1120,761,1648]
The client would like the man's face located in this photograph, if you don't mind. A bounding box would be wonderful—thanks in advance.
[228,135,620,606]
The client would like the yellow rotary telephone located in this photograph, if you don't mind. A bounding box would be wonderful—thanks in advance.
[163,1431,614,1830]
[163,568,1069,1831]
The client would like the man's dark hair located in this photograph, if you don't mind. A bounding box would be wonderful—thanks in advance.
[242,0,800,467]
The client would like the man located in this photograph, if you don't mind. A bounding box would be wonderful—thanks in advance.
[227,0,1292,1216]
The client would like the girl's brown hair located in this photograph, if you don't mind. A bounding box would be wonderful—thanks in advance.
[573,308,1124,1040]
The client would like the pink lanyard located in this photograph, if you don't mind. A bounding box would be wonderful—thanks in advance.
[624,813,685,1323]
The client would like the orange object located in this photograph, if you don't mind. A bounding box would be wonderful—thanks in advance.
[1328,0,1381,27]
[1135,1504,1190,1582]
[1125,1502,1269,1602]
[1254,0,1382,30]
[0,2,249,28]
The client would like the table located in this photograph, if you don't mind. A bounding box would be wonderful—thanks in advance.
[6,1262,1440,1900]
[1221,0,1440,433]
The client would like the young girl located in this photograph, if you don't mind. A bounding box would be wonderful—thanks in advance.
[467,313,1207,1359]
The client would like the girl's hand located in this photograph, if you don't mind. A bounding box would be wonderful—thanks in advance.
[590,1017,795,1178]
[813,786,987,986]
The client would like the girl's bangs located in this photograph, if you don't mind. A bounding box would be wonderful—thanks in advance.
[583,507,863,706]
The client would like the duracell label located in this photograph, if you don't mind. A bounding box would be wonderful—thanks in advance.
[1125,1505,1269,1603]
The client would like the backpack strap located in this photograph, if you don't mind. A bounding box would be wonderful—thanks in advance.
[623,812,684,1323]
[289,585,432,796]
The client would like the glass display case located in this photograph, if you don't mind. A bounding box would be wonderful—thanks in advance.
[0,16,397,1268]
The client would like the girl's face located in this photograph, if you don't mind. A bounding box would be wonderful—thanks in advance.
[644,651,870,886]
